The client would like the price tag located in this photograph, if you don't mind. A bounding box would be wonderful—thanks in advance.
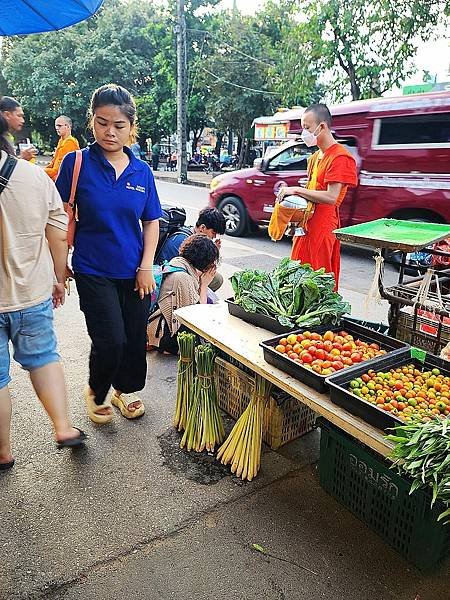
[410,347,426,363]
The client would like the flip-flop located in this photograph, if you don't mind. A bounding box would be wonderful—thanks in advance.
[0,459,15,471]
[56,427,87,449]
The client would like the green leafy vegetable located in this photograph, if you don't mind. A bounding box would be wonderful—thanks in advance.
[230,258,351,328]
[386,418,450,523]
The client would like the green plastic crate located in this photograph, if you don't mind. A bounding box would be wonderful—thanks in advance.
[318,420,450,571]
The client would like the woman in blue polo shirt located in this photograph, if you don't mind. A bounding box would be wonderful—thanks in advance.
[56,84,162,424]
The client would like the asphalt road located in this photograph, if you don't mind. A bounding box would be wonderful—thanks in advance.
[155,180,399,295]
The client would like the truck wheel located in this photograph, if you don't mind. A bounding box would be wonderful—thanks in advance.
[218,196,248,237]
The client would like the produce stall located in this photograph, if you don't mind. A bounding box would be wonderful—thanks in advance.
[334,218,450,353]
[171,256,450,570]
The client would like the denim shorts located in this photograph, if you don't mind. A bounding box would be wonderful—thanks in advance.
[0,298,60,389]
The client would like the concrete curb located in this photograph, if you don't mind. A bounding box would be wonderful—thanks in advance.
[153,174,210,188]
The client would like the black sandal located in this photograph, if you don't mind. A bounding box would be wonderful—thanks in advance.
[56,427,87,449]
[0,459,15,471]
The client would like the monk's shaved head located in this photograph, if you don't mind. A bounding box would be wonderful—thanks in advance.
[304,103,332,127]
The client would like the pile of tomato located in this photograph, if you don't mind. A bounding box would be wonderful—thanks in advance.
[349,364,450,422]
[273,330,387,376]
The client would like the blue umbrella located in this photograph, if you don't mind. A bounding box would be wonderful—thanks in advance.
[0,1,104,36]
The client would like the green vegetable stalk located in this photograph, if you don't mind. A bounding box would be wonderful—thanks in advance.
[173,332,197,432]
[180,344,225,453]
[386,418,450,523]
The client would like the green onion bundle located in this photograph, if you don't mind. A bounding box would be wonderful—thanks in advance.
[386,418,450,523]
[217,375,272,481]
[173,332,197,432]
[180,344,224,452]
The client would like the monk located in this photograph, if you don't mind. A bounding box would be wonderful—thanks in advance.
[44,115,79,181]
[277,103,358,289]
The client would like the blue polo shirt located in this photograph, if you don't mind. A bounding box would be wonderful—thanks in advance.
[56,143,162,278]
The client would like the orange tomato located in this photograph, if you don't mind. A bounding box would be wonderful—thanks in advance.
[275,345,286,353]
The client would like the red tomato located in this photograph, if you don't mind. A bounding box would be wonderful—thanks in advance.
[301,352,313,364]
[333,361,344,370]
[350,353,362,363]
[315,349,326,361]
[315,341,324,350]
[323,340,333,352]
[308,345,317,356]
[296,334,305,342]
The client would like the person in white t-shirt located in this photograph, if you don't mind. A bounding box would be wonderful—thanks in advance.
[0,115,86,471]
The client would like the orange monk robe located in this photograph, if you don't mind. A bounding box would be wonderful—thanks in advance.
[291,143,358,289]
[44,135,80,181]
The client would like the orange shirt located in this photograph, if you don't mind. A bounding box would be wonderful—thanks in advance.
[44,135,80,181]
[306,143,358,206]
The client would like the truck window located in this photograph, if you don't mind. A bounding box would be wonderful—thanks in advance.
[373,113,450,148]
[267,144,310,171]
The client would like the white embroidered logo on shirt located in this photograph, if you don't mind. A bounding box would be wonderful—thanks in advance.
[126,182,146,193]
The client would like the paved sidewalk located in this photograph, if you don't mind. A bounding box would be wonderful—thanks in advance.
[152,168,214,188]
[1,231,446,599]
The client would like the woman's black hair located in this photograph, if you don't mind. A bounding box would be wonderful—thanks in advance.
[0,96,20,113]
[179,234,219,272]
[89,84,136,125]
[0,114,15,156]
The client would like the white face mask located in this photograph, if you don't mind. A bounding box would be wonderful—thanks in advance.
[300,124,321,147]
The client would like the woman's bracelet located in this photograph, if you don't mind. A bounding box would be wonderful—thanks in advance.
[136,266,153,272]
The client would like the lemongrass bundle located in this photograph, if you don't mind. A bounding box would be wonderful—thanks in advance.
[217,375,272,481]
[180,344,224,452]
[173,332,196,431]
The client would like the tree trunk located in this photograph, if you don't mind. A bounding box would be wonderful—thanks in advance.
[227,129,233,155]
[214,131,224,157]
[236,134,242,156]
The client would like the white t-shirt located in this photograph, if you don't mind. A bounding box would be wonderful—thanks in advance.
[0,151,68,312]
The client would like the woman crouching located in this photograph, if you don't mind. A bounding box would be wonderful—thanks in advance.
[147,234,219,355]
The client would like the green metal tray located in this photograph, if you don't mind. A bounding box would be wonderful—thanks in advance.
[334,219,450,252]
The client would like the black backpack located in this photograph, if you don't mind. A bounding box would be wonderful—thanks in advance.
[155,205,189,262]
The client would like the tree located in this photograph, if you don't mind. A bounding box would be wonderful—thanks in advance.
[293,0,449,101]
[1,0,175,144]
[200,11,279,151]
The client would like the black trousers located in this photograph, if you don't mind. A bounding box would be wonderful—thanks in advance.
[75,274,150,405]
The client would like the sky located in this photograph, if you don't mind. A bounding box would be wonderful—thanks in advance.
[218,0,450,88]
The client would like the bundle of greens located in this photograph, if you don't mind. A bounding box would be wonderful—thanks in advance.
[386,418,450,523]
[180,344,225,453]
[230,258,351,328]
[217,375,271,481]
[173,332,197,432]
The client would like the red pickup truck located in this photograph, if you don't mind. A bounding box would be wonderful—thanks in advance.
[209,92,450,237]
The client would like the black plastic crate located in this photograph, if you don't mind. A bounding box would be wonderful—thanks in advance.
[260,318,409,393]
[318,419,450,571]
[226,298,294,334]
[326,348,450,431]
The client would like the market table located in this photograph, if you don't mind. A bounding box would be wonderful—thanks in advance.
[175,302,393,458]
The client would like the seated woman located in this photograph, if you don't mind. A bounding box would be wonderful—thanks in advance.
[147,234,219,355]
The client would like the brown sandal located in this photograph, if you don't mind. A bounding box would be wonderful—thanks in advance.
[84,388,113,424]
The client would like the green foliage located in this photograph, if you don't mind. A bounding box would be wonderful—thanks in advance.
[292,0,448,101]
[230,258,351,328]
[2,0,174,144]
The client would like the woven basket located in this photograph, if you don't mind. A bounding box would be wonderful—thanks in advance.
[214,356,317,450]
[395,308,450,354]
